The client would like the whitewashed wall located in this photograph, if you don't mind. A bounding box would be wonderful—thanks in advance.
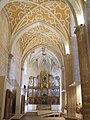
[9,41,22,86]
[0,11,9,77]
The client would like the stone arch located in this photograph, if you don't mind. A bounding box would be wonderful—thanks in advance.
[0,0,84,26]
[10,21,68,55]
[21,44,64,69]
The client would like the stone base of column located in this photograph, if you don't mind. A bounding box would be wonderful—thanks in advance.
[64,116,77,120]
[3,114,24,120]
[11,114,24,119]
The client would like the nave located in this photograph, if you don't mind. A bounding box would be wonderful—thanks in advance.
[0,0,90,120]
[12,113,65,120]
[11,110,83,120]
[18,116,65,120]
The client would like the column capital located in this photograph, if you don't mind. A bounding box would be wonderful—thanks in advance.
[74,24,85,34]
[21,67,24,71]
[9,53,13,59]
[61,66,65,70]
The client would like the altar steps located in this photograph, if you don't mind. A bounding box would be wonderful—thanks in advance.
[37,104,51,110]
[26,112,38,116]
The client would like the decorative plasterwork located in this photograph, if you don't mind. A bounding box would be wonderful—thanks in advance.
[19,26,65,55]
[22,42,64,68]
[22,43,64,68]
[3,1,70,38]
[22,32,63,57]
[0,0,83,14]
[3,2,36,33]
[1,0,84,60]
[0,0,84,26]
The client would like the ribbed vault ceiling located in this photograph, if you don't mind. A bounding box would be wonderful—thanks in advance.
[1,0,83,69]
[28,47,61,75]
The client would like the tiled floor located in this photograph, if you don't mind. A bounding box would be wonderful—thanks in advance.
[20,115,65,120]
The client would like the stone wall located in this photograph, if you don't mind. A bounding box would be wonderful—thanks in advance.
[0,11,9,77]
[9,41,22,86]
[0,10,22,86]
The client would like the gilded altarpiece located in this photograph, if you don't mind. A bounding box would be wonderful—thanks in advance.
[27,71,60,105]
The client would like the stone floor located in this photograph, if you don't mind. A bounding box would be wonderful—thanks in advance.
[12,110,83,120]
[19,115,65,120]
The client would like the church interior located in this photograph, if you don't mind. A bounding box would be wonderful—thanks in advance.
[0,0,90,120]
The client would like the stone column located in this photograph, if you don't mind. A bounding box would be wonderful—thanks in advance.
[67,86,76,117]
[75,25,90,120]
[15,86,21,118]
[0,76,6,120]
[65,54,76,117]
[20,67,24,87]
[61,66,66,112]
[7,53,13,79]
